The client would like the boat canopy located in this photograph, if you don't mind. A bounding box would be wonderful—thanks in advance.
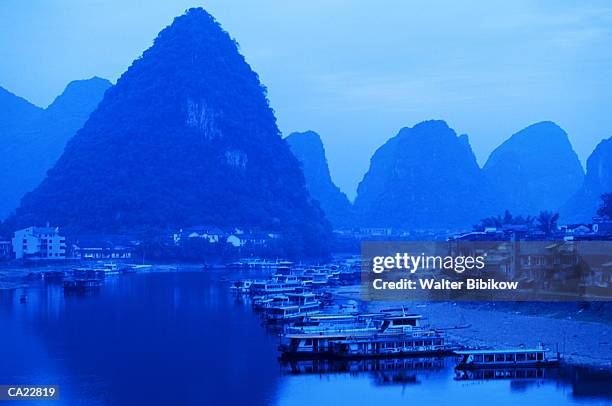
[455,348,548,355]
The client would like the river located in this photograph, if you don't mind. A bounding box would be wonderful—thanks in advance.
[0,269,610,405]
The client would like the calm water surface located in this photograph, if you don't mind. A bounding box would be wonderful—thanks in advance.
[0,270,610,405]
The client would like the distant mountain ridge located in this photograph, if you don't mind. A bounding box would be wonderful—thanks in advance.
[483,121,585,216]
[354,120,491,229]
[561,136,612,222]
[0,87,43,135]
[286,131,353,228]
[8,8,330,257]
[351,120,595,230]
[0,77,111,219]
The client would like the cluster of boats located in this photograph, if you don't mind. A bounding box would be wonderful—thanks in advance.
[226,259,361,293]
[230,261,458,359]
[42,263,150,293]
[231,261,357,322]
[229,259,562,371]
[278,311,455,359]
[276,309,560,367]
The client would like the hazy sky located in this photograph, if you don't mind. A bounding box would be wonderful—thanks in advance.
[2,1,612,199]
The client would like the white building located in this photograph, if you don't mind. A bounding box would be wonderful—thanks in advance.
[173,226,226,245]
[226,234,244,247]
[226,232,274,248]
[12,226,66,260]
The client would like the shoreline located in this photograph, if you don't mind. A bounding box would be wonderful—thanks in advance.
[0,263,191,290]
[334,286,612,371]
[3,267,611,371]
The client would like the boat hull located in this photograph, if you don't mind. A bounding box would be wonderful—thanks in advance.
[455,360,560,370]
[279,348,456,360]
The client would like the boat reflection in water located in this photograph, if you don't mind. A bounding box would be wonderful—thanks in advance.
[2,271,612,406]
[281,357,447,386]
[62,278,103,295]
[454,367,551,381]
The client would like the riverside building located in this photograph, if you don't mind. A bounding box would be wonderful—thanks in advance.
[12,226,66,260]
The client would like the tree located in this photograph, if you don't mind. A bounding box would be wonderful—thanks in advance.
[597,193,612,219]
[536,211,559,236]
[475,210,535,230]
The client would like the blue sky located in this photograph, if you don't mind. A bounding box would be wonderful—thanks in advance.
[2,0,612,199]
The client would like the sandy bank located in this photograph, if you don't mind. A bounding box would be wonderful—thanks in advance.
[334,286,612,370]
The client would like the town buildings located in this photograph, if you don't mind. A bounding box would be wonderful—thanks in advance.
[11,226,66,260]
[71,235,137,260]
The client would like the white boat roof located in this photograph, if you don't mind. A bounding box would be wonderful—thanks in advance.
[456,348,548,354]
[308,314,357,319]
[284,331,416,339]
[384,314,422,319]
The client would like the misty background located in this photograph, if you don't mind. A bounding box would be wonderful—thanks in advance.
[1,0,612,200]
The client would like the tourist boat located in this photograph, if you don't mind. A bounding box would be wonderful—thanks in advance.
[300,313,361,326]
[250,280,300,295]
[252,294,289,310]
[274,261,294,274]
[279,331,368,358]
[279,328,452,359]
[325,265,342,285]
[378,313,424,333]
[266,293,321,322]
[230,280,253,293]
[455,344,561,369]
[63,278,102,293]
[278,312,447,358]
[97,263,121,276]
[329,330,453,359]
[73,263,121,277]
[243,259,267,270]
[286,313,380,335]
[271,274,302,288]
[266,305,320,323]
[235,259,287,271]
[300,269,330,288]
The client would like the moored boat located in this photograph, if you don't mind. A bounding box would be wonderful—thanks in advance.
[230,280,253,293]
[266,293,321,322]
[279,328,454,359]
[278,311,455,359]
[330,330,453,359]
[250,280,300,295]
[455,344,561,369]
[252,294,289,310]
[73,263,121,277]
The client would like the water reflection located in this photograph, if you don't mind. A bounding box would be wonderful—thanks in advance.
[0,270,610,406]
[0,272,280,406]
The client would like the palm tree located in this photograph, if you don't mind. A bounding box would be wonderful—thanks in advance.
[597,193,612,219]
[536,211,559,236]
[513,214,535,227]
[476,210,536,230]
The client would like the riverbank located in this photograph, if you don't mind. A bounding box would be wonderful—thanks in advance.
[334,286,612,371]
[4,265,611,371]
[0,263,189,290]
[0,266,57,290]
